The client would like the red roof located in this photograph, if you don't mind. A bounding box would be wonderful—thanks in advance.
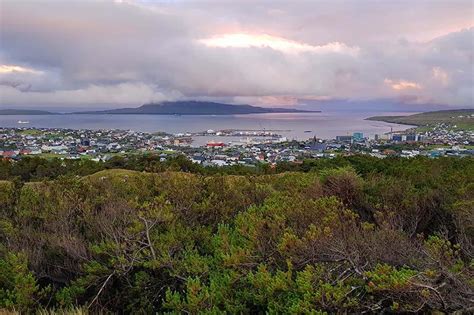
[207,142,225,147]
[2,151,16,158]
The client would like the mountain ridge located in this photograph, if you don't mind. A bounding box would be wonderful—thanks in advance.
[366,108,474,126]
[0,109,58,115]
[73,101,320,115]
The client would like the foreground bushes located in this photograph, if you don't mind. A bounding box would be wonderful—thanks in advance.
[0,157,473,312]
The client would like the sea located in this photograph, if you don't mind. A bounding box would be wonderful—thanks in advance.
[0,111,416,146]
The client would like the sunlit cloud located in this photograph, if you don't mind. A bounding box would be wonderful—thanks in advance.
[255,95,299,106]
[0,65,43,75]
[384,79,422,90]
[199,33,359,55]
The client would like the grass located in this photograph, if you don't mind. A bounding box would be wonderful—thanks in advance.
[86,168,143,177]
[18,129,42,136]
[36,153,97,160]
[413,144,473,150]
[413,126,432,132]
[36,307,89,315]
[450,122,474,131]
[367,109,474,127]
[37,153,66,159]
[84,169,152,183]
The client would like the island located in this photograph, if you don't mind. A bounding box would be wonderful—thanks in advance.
[0,109,57,115]
[74,101,319,115]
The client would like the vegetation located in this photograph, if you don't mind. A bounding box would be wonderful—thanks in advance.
[367,109,474,129]
[0,155,473,313]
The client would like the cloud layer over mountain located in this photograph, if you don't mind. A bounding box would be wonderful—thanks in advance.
[0,0,472,109]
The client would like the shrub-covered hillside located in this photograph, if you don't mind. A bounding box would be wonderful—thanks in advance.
[0,156,473,313]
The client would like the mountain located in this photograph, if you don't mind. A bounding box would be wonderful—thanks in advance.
[75,101,319,115]
[0,109,58,115]
[366,109,474,126]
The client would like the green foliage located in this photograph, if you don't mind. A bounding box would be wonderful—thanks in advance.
[0,252,40,310]
[365,264,417,292]
[0,156,472,312]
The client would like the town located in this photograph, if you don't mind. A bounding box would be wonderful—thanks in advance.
[1,123,473,166]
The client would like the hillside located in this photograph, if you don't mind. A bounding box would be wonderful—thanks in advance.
[75,101,318,115]
[367,109,474,127]
[0,156,473,313]
[0,109,57,115]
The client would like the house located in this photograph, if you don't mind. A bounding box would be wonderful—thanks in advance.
[1,151,17,159]
[41,145,68,152]
[210,159,227,167]
[310,142,327,152]
[207,142,225,148]
[375,134,390,141]
[336,135,352,143]
[191,155,206,164]
[383,149,396,156]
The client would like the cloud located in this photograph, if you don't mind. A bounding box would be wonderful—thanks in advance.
[199,33,359,55]
[432,67,449,86]
[0,63,61,93]
[0,0,472,108]
[232,95,300,107]
[0,83,182,108]
[0,65,43,75]
[384,79,422,90]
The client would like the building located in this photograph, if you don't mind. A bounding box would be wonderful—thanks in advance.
[19,149,32,155]
[309,137,327,152]
[1,151,17,159]
[207,141,225,148]
[336,135,352,143]
[391,134,403,142]
[375,134,390,141]
[190,155,206,164]
[352,132,364,141]
[81,138,90,146]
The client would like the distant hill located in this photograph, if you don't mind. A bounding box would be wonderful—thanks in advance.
[367,109,474,126]
[75,101,319,115]
[0,109,57,115]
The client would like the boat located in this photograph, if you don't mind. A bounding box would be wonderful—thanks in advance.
[304,130,312,133]
[17,120,30,124]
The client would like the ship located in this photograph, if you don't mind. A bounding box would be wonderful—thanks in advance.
[17,120,30,124]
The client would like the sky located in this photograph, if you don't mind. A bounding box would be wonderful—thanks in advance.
[0,0,473,110]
